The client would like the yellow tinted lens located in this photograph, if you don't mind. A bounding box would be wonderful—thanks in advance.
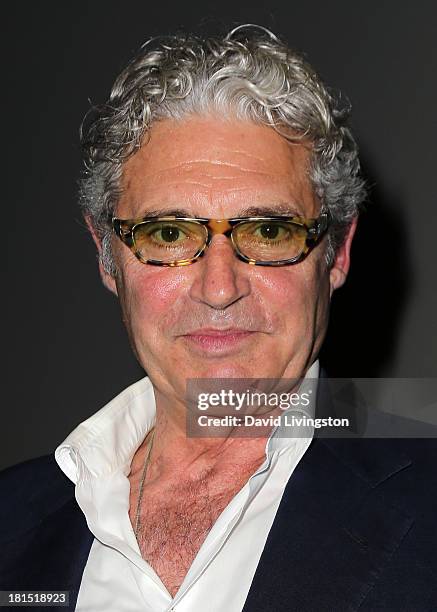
[133,220,206,262]
[233,220,307,261]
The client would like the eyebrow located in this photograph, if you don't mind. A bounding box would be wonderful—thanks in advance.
[237,205,303,217]
[132,204,304,219]
[134,207,191,218]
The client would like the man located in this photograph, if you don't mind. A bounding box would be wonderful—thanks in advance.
[1,25,436,612]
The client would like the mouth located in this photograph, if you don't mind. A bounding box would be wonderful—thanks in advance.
[180,328,256,354]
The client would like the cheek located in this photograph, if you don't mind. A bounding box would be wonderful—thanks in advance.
[252,262,324,329]
[117,260,190,339]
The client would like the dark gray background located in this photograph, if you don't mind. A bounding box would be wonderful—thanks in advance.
[3,1,436,470]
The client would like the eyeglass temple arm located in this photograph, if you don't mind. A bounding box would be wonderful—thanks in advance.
[307,210,330,242]
[111,217,135,246]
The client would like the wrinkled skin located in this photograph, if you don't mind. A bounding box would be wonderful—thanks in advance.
[92,116,356,425]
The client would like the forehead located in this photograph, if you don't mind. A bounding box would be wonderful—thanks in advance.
[117,116,317,218]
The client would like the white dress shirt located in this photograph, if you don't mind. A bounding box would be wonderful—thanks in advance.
[55,361,319,612]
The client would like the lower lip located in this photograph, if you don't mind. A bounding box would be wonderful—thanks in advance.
[182,331,255,353]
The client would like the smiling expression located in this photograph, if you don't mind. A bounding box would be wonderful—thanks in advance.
[101,116,350,408]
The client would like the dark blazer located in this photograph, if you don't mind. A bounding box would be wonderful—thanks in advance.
[1,403,437,610]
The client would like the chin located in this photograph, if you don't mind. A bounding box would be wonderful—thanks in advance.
[199,365,256,380]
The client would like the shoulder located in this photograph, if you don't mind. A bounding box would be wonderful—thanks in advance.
[0,454,71,496]
[0,454,75,540]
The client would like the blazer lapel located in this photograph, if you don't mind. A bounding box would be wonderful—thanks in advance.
[242,437,413,612]
[1,494,93,611]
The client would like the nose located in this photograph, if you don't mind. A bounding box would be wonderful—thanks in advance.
[188,235,251,309]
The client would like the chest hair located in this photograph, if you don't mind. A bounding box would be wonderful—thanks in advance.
[134,465,256,597]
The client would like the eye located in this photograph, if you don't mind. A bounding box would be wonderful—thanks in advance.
[252,222,290,241]
[151,223,187,243]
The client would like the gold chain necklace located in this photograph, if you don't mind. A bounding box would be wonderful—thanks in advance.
[134,429,155,538]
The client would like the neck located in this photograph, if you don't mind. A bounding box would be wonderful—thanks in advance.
[132,389,269,483]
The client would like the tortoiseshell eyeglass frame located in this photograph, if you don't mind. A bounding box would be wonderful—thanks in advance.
[110,209,330,267]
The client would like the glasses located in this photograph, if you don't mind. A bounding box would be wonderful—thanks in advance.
[111,209,330,267]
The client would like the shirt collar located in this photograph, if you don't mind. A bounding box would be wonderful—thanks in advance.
[55,376,156,482]
[55,361,319,483]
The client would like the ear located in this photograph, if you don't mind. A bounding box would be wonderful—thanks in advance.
[329,217,358,296]
[85,216,118,296]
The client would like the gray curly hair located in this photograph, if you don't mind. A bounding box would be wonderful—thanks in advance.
[79,24,366,276]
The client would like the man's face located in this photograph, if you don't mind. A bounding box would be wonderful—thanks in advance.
[106,117,351,404]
